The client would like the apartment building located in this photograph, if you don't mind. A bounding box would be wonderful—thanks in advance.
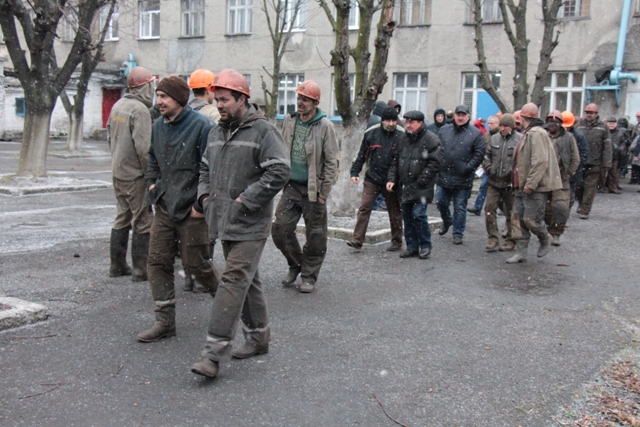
[2,0,640,138]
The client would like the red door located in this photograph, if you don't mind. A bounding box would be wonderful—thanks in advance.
[102,88,122,128]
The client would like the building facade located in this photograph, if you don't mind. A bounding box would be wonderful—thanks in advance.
[2,0,640,139]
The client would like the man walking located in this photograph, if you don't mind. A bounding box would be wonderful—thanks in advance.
[137,75,219,343]
[544,110,580,246]
[347,107,404,251]
[187,69,220,123]
[506,103,562,264]
[562,111,589,209]
[575,103,612,219]
[386,111,442,259]
[435,105,485,245]
[482,113,521,252]
[468,115,500,216]
[272,80,339,294]
[191,69,290,379]
[107,66,154,281]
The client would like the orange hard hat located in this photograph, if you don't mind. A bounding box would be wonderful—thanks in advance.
[561,111,575,129]
[296,80,321,102]
[209,69,250,98]
[520,103,539,119]
[189,69,215,89]
[127,66,154,88]
[584,103,599,113]
[546,109,563,122]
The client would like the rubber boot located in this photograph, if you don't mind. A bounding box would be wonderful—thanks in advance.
[505,240,528,264]
[137,305,176,342]
[109,228,132,277]
[131,233,149,282]
[537,233,550,258]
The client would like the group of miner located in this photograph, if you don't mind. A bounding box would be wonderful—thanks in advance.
[106,65,629,380]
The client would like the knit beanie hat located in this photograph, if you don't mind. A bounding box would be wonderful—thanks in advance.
[156,76,190,107]
[499,113,516,128]
[381,106,399,122]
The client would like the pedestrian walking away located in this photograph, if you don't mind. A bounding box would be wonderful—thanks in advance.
[271,80,340,294]
[190,69,291,379]
[137,75,220,343]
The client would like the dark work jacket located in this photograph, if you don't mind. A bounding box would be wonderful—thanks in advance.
[436,122,486,189]
[387,124,442,204]
[145,106,215,222]
[350,124,404,186]
[569,127,589,184]
[576,117,612,167]
[482,130,521,188]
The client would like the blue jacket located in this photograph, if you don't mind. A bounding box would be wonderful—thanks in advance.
[436,121,485,189]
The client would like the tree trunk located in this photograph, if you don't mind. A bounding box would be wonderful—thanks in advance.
[17,107,53,177]
[66,110,84,152]
[330,120,368,218]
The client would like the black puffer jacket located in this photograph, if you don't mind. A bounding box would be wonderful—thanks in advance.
[387,124,442,204]
[351,124,404,186]
[435,121,485,189]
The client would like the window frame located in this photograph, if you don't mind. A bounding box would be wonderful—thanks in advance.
[558,0,590,19]
[139,0,160,39]
[181,0,205,37]
[227,0,253,35]
[60,9,78,42]
[542,71,585,117]
[100,4,119,41]
[277,73,305,116]
[281,0,307,32]
[394,0,432,27]
[393,72,429,115]
[348,0,360,30]
[465,0,502,24]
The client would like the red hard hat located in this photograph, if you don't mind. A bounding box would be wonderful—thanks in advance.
[296,80,321,102]
[189,69,215,89]
[127,66,154,88]
[520,103,539,119]
[209,69,250,98]
[546,109,563,122]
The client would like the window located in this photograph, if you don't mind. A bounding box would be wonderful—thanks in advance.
[461,72,501,119]
[243,74,252,90]
[181,0,205,37]
[60,10,78,42]
[349,0,360,30]
[227,0,253,34]
[466,0,502,23]
[393,73,428,114]
[100,4,119,41]
[15,98,26,116]
[139,0,160,39]
[281,0,307,31]
[558,0,589,18]
[635,0,640,17]
[330,74,355,117]
[543,72,585,116]
[277,74,304,116]
[394,0,432,26]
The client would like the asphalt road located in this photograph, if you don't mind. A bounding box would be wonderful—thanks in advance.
[1,139,639,426]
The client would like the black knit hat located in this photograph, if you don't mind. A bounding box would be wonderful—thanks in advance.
[156,75,190,107]
[381,106,399,121]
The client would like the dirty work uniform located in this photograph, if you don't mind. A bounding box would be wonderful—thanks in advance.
[188,98,220,124]
[198,105,290,362]
[349,123,404,247]
[144,106,219,328]
[575,117,612,217]
[107,84,154,234]
[545,130,580,237]
[483,129,521,246]
[272,109,339,287]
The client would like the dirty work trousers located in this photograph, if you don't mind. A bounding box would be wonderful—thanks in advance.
[545,173,571,236]
[484,185,514,245]
[113,177,152,234]
[351,179,403,246]
[147,206,219,325]
[575,164,600,216]
[511,190,550,243]
[202,239,269,362]
[272,181,328,286]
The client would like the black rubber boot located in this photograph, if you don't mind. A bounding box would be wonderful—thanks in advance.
[131,233,150,282]
[109,228,132,277]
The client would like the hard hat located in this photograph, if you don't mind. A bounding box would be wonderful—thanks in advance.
[208,69,250,98]
[520,103,539,119]
[127,66,154,88]
[188,69,215,89]
[546,110,563,122]
[513,110,522,124]
[296,80,321,102]
[584,103,599,113]
[561,111,575,129]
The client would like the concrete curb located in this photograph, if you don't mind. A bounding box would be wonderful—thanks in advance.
[0,183,112,196]
[0,297,50,331]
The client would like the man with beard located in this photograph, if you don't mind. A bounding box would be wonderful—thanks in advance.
[544,110,580,246]
[506,103,562,264]
[271,80,340,294]
[190,69,291,378]
[348,107,404,251]
[386,111,442,259]
[137,75,219,343]
[435,105,485,245]
[107,66,154,282]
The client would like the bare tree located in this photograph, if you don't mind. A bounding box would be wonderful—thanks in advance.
[318,0,396,217]
[260,0,305,120]
[0,0,112,177]
[471,0,562,112]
